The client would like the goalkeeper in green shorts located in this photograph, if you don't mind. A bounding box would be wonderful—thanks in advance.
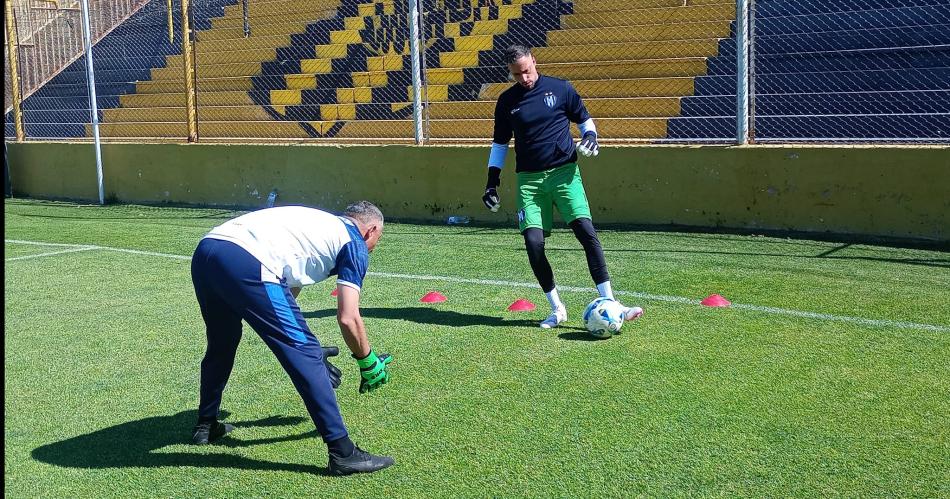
[481,45,644,328]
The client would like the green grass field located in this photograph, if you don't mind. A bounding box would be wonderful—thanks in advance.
[5,199,949,497]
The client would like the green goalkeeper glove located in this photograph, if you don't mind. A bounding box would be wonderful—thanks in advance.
[354,349,393,393]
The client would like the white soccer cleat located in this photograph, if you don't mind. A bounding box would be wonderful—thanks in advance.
[540,306,568,329]
[623,306,644,321]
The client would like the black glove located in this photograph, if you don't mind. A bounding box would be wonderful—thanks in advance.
[482,167,501,212]
[322,346,342,389]
[577,132,599,157]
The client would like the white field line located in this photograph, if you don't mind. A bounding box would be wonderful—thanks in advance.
[5,246,98,262]
[6,239,949,333]
[369,272,949,333]
[5,239,191,260]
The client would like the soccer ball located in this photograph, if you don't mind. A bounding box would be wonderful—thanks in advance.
[583,297,625,339]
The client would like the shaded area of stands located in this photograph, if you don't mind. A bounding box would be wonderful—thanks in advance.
[4,0,234,139]
[671,0,950,140]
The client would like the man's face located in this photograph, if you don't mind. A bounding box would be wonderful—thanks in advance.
[508,54,538,90]
[364,223,383,252]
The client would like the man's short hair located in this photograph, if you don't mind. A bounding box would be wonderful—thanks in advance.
[504,45,532,65]
[343,200,384,226]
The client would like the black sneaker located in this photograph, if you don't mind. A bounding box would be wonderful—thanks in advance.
[192,420,234,445]
[328,445,395,476]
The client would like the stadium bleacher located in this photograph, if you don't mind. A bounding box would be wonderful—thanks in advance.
[671,0,950,139]
[243,0,735,139]
[5,0,948,141]
[4,0,235,139]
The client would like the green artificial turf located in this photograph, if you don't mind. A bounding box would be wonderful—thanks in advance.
[5,199,949,497]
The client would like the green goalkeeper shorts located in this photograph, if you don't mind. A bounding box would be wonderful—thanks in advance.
[516,162,592,235]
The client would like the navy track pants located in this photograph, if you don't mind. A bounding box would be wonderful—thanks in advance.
[191,238,347,442]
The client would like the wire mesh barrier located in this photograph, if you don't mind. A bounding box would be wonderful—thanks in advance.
[750,0,950,142]
[4,0,949,143]
[421,0,739,142]
[189,0,344,139]
[191,0,419,140]
[3,0,149,139]
[6,0,85,112]
[86,0,234,140]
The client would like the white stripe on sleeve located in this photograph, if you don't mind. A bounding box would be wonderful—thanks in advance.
[488,142,509,169]
[579,118,597,137]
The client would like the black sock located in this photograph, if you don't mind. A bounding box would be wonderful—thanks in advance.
[327,435,355,456]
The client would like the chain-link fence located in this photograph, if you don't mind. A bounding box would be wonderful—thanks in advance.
[83,0,188,140]
[751,0,950,142]
[5,0,949,143]
[4,0,149,139]
[202,0,419,140]
[420,0,739,142]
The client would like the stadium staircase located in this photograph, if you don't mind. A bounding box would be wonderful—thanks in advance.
[3,0,234,139]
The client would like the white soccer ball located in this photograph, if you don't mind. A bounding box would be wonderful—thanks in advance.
[583,297,625,339]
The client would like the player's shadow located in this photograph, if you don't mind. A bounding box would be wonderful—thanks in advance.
[547,242,950,269]
[31,410,329,474]
[557,330,609,341]
[6,200,241,221]
[303,307,538,328]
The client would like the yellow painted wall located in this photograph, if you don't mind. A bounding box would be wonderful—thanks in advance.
[7,142,949,241]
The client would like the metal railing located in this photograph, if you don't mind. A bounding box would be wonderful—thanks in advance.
[4,0,146,114]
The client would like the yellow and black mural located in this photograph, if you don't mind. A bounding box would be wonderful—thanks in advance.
[251,0,567,137]
[92,0,737,139]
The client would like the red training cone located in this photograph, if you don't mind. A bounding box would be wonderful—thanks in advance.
[420,291,447,303]
[330,289,338,296]
[701,294,731,307]
[507,298,537,312]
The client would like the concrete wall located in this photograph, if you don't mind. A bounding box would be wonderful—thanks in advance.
[6,142,949,241]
